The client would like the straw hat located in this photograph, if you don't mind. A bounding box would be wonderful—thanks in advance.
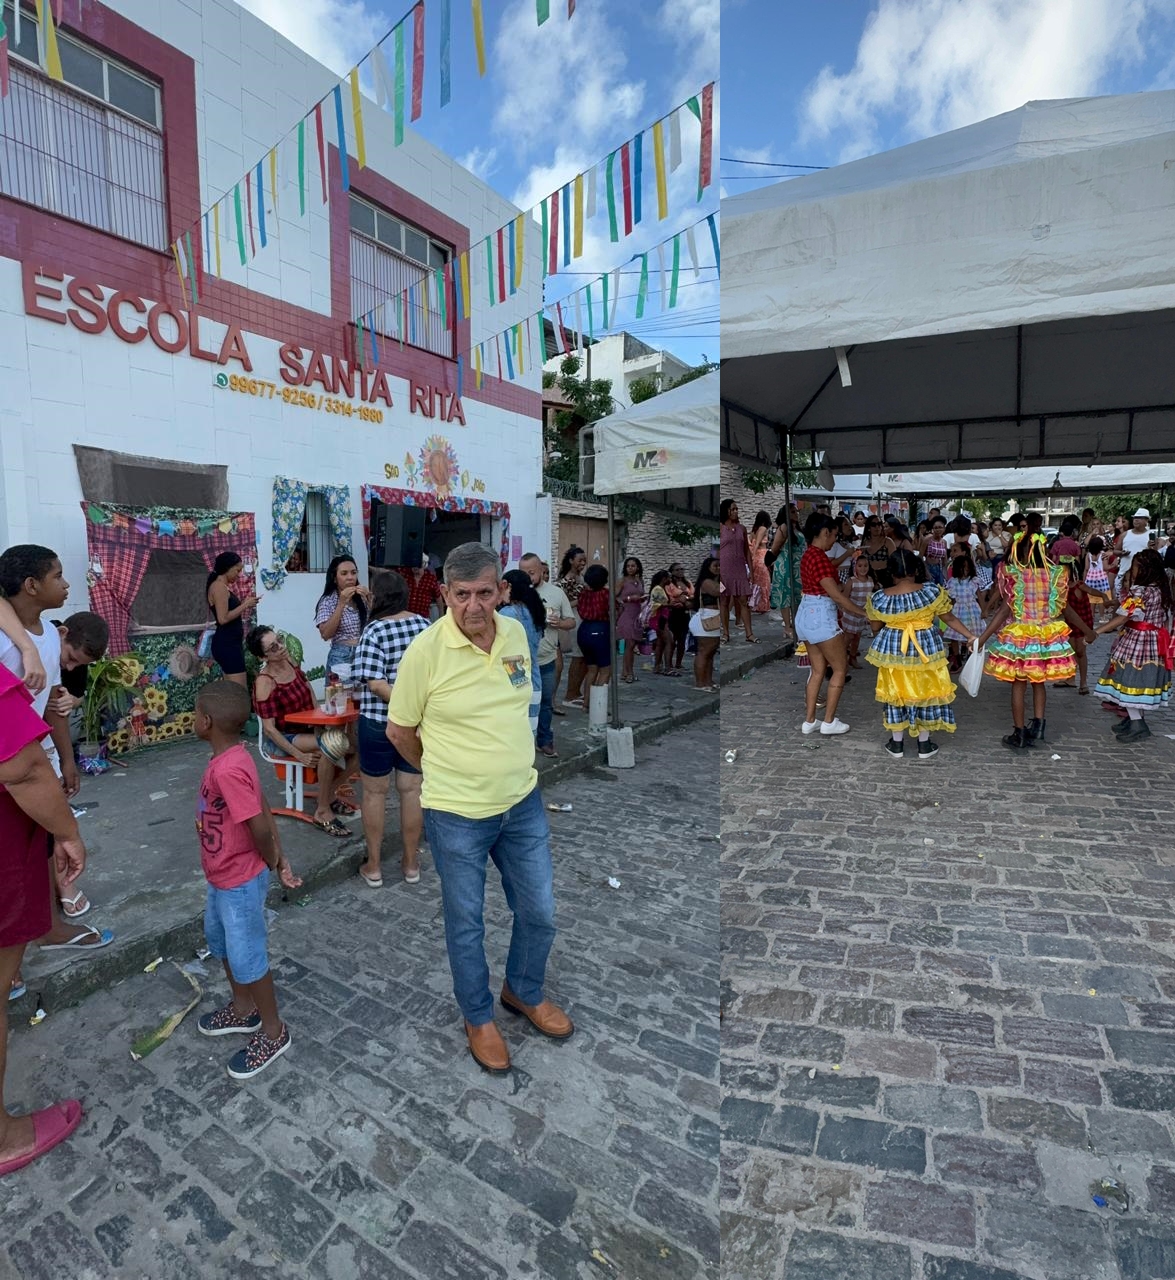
[1133,508,1150,520]
[168,646,201,681]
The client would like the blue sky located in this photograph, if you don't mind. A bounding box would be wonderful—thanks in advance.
[721,0,1175,196]
[238,0,720,367]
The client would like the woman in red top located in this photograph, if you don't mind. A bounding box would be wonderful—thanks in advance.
[796,516,867,735]
[575,565,613,703]
[247,626,356,837]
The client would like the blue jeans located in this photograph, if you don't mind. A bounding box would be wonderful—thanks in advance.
[537,661,556,748]
[424,787,556,1024]
[204,867,271,984]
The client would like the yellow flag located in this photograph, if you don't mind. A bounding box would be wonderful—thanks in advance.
[471,0,486,76]
[460,252,471,319]
[652,119,668,220]
[268,147,278,213]
[513,215,525,290]
[573,173,584,258]
[35,0,64,81]
[349,67,366,168]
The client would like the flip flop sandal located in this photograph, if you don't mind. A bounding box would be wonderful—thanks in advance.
[314,817,350,838]
[59,890,91,919]
[356,860,382,888]
[401,864,421,885]
[0,1100,84,1177]
[330,799,360,817]
[8,980,26,1003]
[41,925,115,951]
[1079,686,1090,695]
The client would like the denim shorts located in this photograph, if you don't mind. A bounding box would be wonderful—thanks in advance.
[577,619,611,667]
[358,714,421,778]
[204,867,271,984]
[795,595,841,645]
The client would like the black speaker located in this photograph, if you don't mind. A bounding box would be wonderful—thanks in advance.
[370,499,426,568]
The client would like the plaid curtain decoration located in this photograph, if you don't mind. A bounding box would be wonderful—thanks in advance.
[82,505,258,655]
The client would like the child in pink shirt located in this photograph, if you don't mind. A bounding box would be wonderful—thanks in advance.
[194,680,300,1079]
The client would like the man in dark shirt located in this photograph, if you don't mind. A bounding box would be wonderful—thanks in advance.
[50,613,110,708]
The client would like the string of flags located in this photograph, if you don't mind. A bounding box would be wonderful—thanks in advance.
[342,81,717,341]
[166,0,577,304]
[349,212,721,401]
[0,0,78,98]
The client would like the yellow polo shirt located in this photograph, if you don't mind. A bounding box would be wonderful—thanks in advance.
[387,611,536,819]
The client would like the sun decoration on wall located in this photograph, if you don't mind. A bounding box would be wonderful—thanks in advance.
[418,435,461,500]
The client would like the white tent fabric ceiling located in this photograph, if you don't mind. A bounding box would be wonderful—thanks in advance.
[720,93,1175,473]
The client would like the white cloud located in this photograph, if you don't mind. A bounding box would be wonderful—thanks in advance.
[655,0,719,104]
[235,0,384,75]
[801,0,1156,161]
[493,0,646,164]
[458,145,500,182]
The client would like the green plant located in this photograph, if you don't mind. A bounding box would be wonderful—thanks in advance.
[81,654,143,744]
[628,375,661,404]
[305,665,325,682]
[741,469,783,495]
[544,354,617,486]
[665,521,714,547]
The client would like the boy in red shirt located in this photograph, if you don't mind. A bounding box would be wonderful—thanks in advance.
[194,680,298,1079]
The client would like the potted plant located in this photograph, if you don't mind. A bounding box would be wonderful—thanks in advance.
[80,654,143,759]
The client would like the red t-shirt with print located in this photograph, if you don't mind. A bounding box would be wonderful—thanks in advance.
[196,743,267,889]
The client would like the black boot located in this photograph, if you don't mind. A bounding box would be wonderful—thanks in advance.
[1111,716,1132,734]
[1002,726,1034,749]
[1026,717,1046,742]
[1118,718,1152,743]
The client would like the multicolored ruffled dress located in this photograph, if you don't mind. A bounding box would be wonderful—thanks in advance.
[865,584,957,734]
[1094,586,1172,709]
[984,555,1075,683]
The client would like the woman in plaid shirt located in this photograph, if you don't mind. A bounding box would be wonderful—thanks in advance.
[351,573,430,886]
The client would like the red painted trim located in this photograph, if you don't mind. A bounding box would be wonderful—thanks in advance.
[0,1,540,419]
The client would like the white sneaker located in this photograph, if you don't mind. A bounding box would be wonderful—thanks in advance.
[820,718,851,735]
[801,720,819,734]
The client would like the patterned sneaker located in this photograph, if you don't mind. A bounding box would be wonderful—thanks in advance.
[227,1025,291,1080]
[198,1001,261,1037]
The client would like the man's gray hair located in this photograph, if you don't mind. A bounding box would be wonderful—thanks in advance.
[444,542,501,585]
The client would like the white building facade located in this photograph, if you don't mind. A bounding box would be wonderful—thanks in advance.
[544,332,692,408]
[0,0,543,734]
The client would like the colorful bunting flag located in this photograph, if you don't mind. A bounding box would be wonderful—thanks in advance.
[472,0,486,76]
[268,146,278,213]
[0,16,9,100]
[314,102,328,203]
[548,192,559,275]
[586,163,597,219]
[609,267,620,327]
[699,82,714,196]
[537,0,549,23]
[606,152,619,243]
[636,253,649,318]
[669,108,682,171]
[411,2,424,121]
[633,132,643,225]
[233,183,246,265]
[297,118,306,216]
[213,202,222,276]
[561,183,570,267]
[439,0,452,106]
[349,67,366,169]
[573,172,584,259]
[394,21,406,145]
[620,143,633,236]
[656,242,667,312]
[35,0,63,82]
[255,161,267,248]
[686,225,699,277]
[333,84,350,190]
[707,212,719,271]
[652,119,668,220]
[244,168,257,255]
[513,214,525,291]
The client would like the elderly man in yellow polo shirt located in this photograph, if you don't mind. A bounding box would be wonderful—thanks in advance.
[387,542,573,1074]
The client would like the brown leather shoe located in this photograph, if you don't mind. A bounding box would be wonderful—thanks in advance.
[499,985,574,1040]
[465,1020,511,1074]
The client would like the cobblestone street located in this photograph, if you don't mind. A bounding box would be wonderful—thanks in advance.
[1,717,719,1280]
[721,648,1175,1280]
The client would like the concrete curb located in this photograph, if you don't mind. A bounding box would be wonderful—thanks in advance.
[15,691,723,1023]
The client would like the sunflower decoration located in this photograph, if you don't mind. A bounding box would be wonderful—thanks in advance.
[418,436,460,500]
[143,686,168,718]
[111,656,144,688]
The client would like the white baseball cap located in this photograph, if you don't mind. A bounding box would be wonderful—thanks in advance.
[1133,508,1150,519]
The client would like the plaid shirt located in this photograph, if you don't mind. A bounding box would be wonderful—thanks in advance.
[351,615,431,723]
[253,667,315,732]
[396,568,443,618]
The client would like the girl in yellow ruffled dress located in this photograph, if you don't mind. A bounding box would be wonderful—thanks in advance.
[866,550,978,762]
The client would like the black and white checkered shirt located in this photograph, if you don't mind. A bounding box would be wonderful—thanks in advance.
[351,615,432,724]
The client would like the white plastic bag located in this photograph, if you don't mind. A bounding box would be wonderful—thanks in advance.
[958,640,984,698]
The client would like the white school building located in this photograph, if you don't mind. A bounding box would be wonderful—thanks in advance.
[0,0,545,743]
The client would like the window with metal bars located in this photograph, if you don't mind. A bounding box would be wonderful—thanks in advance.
[349,194,454,358]
[0,1,165,249]
[285,492,335,574]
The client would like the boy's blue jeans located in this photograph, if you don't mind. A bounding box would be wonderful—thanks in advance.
[424,787,556,1025]
[537,660,557,748]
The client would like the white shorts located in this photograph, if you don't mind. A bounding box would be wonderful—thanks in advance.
[689,608,720,638]
[795,595,841,645]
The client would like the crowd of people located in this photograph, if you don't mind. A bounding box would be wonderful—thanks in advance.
[780,502,1173,752]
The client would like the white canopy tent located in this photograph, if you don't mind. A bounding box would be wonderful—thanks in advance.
[586,370,720,495]
[721,93,1175,473]
[873,465,1175,495]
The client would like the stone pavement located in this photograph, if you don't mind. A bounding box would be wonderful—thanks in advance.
[2,715,719,1279]
[12,653,722,1014]
[721,644,1175,1280]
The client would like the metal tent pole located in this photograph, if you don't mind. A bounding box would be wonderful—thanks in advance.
[607,494,621,728]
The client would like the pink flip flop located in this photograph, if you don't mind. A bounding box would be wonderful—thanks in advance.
[0,1099,83,1177]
